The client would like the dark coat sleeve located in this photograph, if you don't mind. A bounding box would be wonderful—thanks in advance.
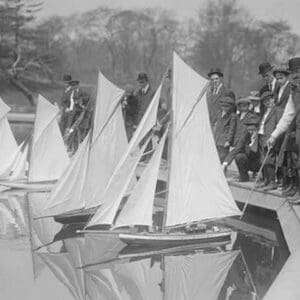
[226,114,237,146]
[224,130,250,165]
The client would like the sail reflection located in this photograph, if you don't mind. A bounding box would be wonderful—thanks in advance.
[33,234,255,300]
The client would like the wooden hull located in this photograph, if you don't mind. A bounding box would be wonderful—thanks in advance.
[0,180,56,191]
[119,229,232,248]
[54,208,96,225]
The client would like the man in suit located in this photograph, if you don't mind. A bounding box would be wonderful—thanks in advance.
[206,67,235,129]
[134,72,155,125]
[268,57,300,203]
[257,91,282,191]
[214,96,237,163]
[232,97,256,147]
[222,116,260,182]
[258,62,280,96]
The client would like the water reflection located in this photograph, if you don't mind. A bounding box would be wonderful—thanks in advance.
[0,191,289,300]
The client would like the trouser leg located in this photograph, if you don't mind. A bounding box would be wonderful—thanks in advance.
[235,153,249,181]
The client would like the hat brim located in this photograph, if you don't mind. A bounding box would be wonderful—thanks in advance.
[273,70,290,76]
[258,66,274,75]
[236,100,251,105]
[208,71,224,78]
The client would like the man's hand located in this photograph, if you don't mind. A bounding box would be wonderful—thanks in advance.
[222,162,228,175]
[224,141,230,148]
[267,136,276,149]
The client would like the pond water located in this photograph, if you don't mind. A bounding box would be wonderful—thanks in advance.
[0,191,289,300]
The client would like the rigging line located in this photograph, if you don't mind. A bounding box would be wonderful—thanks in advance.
[175,82,210,138]
[240,146,272,217]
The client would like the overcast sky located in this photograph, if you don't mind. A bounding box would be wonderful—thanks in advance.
[39,0,300,34]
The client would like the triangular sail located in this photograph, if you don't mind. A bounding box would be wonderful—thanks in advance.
[0,141,23,179]
[164,250,239,300]
[87,140,149,227]
[8,143,28,181]
[166,53,241,227]
[42,133,91,216]
[81,71,128,208]
[29,95,69,182]
[0,97,20,178]
[115,130,167,228]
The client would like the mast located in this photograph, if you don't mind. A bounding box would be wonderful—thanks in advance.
[161,64,173,232]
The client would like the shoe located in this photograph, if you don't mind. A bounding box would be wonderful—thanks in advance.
[238,175,250,182]
[255,181,268,189]
[281,184,293,193]
[289,198,300,205]
[262,182,278,191]
[282,186,298,197]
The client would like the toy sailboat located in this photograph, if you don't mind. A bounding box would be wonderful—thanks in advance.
[81,52,241,247]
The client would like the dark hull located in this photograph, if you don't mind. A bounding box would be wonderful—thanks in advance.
[54,208,96,225]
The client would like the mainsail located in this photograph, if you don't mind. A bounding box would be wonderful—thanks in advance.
[43,133,91,215]
[81,72,128,208]
[28,95,69,182]
[165,53,241,227]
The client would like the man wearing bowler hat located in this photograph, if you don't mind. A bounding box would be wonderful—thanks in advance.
[268,57,300,203]
[258,62,280,96]
[206,67,235,129]
[134,72,155,125]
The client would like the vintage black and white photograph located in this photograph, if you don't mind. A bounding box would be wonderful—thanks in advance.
[0,0,299,299]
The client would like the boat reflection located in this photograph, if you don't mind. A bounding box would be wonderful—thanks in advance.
[0,190,290,300]
[33,234,256,300]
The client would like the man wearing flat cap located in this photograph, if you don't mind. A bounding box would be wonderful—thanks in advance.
[223,115,261,182]
[268,57,300,202]
[258,62,280,96]
[134,72,155,125]
[206,67,235,129]
[232,97,256,149]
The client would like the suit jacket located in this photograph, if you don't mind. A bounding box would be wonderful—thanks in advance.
[232,111,256,146]
[275,82,291,111]
[214,111,237,146]
[259,80,281,96]
[225,129,251,165]
[259,106,282,146]
[134,86,155,125]
[206,85,235,128]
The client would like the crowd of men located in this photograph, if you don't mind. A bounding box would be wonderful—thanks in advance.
[211,57,300,205]
[59,56,300,204]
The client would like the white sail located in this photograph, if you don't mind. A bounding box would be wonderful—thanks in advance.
[0,97,20,178]
[29,95,69,182]
[0,140,23,179]
[166,53,241,227]
[81,71,128,208]
[115,130,167,228]
[8,143,28,181]
[42,133,91,216]
[87,141,149,227]
[165,250,239,300]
